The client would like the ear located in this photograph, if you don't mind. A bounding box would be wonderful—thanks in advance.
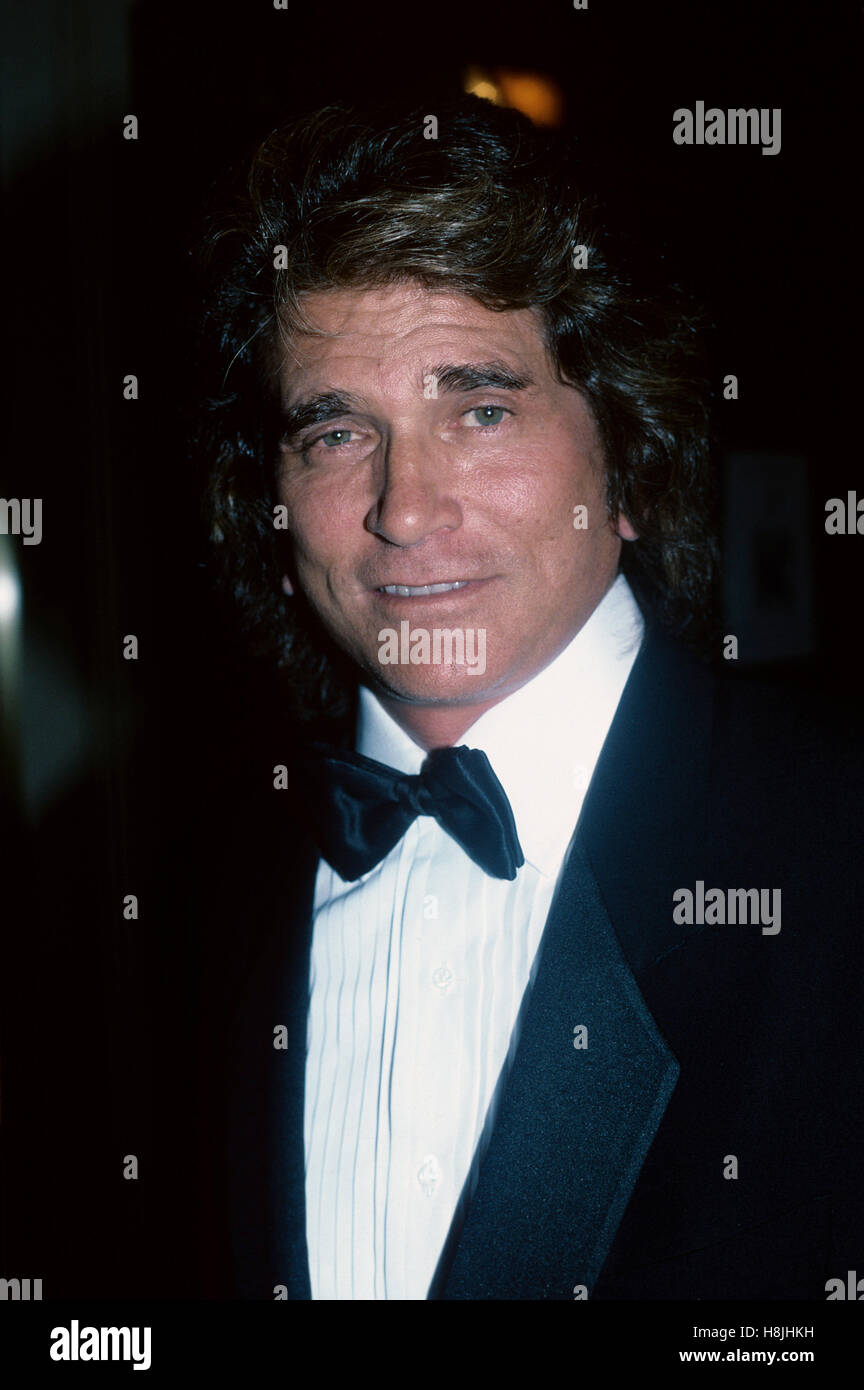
[615,512,639,542]
[281,574,294,597]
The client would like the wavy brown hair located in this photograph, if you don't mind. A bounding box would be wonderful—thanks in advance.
[195,94,717,723]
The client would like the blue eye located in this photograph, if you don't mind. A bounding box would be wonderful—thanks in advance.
[318,429,353,447]
[467,405,508,427]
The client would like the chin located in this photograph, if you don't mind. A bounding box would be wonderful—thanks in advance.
[370,667,499,707]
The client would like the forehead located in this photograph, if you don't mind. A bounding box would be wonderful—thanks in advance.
[274,282,552,398]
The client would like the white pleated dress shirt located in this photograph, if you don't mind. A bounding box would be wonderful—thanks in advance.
[303,573,645,1299]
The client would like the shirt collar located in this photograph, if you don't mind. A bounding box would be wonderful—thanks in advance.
[356,573,645,878]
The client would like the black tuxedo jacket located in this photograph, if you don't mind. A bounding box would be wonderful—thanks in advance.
[199,625,864,1300]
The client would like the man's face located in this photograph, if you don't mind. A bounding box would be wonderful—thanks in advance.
[275,281,633,715]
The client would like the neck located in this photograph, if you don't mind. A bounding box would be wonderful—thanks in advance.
[375,691,506,751]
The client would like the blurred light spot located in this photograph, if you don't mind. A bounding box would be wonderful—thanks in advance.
[463,68,503,106]
[0,568,19,624]
[498,71,564,126]
[463,67,564,126]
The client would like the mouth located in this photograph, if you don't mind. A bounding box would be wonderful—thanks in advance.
[377,580,472,597]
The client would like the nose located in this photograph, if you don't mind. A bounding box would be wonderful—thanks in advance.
[365,431,462,546]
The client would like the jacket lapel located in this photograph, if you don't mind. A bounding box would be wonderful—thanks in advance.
[577,625,714,974]
[433,835,680,1299]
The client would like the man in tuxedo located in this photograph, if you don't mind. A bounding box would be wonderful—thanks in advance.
[194,95,863,1300]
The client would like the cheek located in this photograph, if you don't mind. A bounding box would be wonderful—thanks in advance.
[497,459,615,595]
[279,474,358,572]
[488,443,606,544]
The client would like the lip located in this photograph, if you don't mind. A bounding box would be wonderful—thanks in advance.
[371,577,496,603]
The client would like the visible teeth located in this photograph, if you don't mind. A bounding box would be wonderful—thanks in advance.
[381,581,470,596]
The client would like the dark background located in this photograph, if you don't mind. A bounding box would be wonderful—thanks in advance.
[0,0,860,1298]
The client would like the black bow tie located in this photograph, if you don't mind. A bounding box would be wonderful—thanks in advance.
[297,743,525,882]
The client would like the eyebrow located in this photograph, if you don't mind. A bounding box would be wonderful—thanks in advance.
[278,391,364,442]
[278,361,535,442]
[428,361,535,393]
